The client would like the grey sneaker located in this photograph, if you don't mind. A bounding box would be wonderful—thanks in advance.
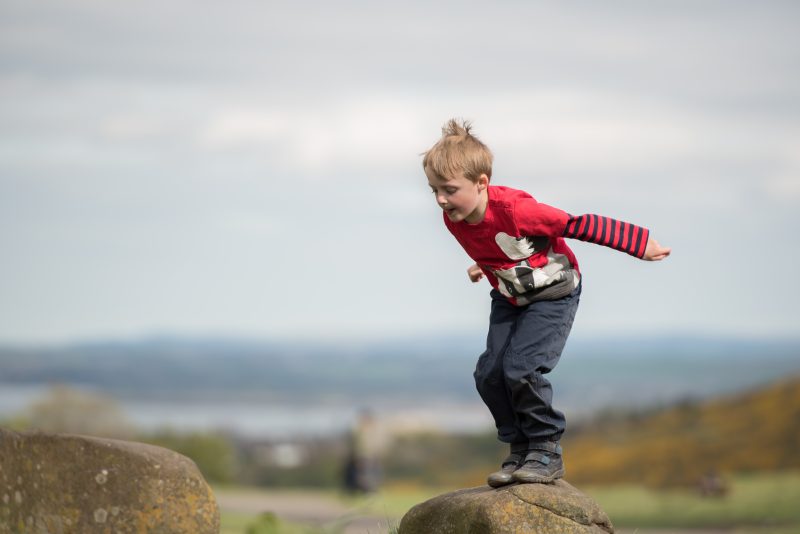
[487,452,524,488]
[512,442,564,484]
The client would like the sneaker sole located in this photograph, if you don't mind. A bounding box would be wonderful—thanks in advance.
[487,476,515,488]
[512,467,565,484]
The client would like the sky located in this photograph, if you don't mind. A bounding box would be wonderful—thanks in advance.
[1,1,798,345]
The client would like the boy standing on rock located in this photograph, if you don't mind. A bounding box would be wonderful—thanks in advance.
[422,119,670,487]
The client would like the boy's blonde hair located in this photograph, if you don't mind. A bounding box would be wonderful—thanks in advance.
[422,119,493,183]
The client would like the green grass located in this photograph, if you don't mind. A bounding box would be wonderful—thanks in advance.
[220,511,259,534]
[220,510,335,534]
[339,487,444,519]
[217,471,800,533]
[584,471,800,530]
[217,488,403,534]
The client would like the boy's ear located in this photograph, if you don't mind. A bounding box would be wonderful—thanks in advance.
[477,174,489,191]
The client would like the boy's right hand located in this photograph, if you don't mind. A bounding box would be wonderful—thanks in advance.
[643,237,672,261]
[467,263,484,283]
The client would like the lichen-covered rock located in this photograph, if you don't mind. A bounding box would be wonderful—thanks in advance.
[0,428,219,534]
[399,480,614,534]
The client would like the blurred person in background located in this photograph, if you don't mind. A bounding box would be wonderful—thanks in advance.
[343,409,388,493]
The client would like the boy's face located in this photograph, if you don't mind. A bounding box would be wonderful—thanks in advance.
[426,166,489,224]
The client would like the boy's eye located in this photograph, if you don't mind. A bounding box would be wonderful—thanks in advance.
[429,186,458,195]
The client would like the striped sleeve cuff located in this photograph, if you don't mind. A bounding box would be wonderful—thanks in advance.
[563,214,650,258]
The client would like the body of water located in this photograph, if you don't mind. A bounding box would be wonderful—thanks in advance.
[0,384,494,438]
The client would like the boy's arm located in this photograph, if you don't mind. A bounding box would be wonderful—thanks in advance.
[563,214,670,261]
[514,198,671,261]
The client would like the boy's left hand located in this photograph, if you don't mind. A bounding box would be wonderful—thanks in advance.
[643,237,671,261]
[467,263,484,283]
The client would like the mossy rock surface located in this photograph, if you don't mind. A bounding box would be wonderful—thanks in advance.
[0,428,219,534]
[399,479,614,534]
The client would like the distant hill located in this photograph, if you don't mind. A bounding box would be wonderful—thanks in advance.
[1,334,799,416]
[0,336,479,402]
[563,376,800,487]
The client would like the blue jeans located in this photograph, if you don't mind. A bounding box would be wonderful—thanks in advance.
[474,283,581,446]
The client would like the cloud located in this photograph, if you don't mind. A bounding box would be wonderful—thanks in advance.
[1,1,799,343]
[216,210,281,237]
[765,142,800,201]
[198,110,289,149]
[193,98,429,174]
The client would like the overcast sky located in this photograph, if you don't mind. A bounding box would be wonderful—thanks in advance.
[1,1,798,345]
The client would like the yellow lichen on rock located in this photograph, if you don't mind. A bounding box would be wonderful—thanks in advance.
[0,428,219,534]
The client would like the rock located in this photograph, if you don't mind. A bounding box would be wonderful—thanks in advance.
[0,428,219,534]
[399,480,614,534]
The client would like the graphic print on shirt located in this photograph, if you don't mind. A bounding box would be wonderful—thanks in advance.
[494,232,550,260]
[493,247,573,301]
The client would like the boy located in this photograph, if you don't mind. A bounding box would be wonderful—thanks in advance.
[423,119,670,487]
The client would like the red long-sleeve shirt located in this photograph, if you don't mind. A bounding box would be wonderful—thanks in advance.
[444,185,649,305]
